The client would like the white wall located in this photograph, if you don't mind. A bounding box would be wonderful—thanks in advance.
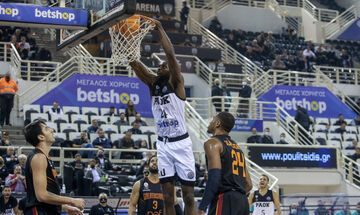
[204,5,287,33]
[301,9,323,43]
[183,73,211,98]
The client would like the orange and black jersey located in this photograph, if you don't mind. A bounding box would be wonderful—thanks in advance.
[25,148,61,215]
[138,177,164,214]
[212,135,247,194]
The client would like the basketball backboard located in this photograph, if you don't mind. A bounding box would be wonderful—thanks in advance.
[57,0,136,51]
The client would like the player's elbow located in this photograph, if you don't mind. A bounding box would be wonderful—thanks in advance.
[35,191,48,203]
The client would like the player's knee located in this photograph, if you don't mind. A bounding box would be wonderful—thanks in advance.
[163,193,174,206]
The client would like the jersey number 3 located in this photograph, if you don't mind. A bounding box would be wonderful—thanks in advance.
[153,200,158,210]
[231,149,246,177]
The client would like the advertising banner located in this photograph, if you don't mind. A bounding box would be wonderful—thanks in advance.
[338,18,360,41]
[0,2,88,27]
[258,85,357,119]
[232,118,263,132]
[158,55,195,73]
[33,74,153,117]
[136,0,175,16]
[248,146,337,168]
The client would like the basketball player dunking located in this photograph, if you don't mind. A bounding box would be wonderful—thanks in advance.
[249,175,282,215]
[198,112,252,215]
[129,19,196,215]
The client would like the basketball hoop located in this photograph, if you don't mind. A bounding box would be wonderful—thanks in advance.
[109,15,155,65]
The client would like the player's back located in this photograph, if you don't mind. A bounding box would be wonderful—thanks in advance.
[214,135,247,194]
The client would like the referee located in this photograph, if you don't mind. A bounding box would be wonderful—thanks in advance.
[24,120,84,215]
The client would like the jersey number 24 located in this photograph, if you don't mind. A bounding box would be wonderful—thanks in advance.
[231,149,246,177]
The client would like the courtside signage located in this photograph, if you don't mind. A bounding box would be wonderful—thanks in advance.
[0,3,87,27]
[232,118,263,132]
[258,85,357,118]
[248,146,337,168]
[33,74,153,117]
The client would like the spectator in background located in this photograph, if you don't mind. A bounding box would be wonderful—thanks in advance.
[26,32,37,59]
[247,128,261,143]
[352,202,360,215]
[128,122,142,134]
[340,49,352,68]
[349,147,360,162]
[89,193,114,215]
[18,154,26,175]
[73,131,94,158]
[334,114,347,125]
[94,148,118,171]
[87,119,100,134]
[320,123,331,134]
[0,131,11,155]
[48,101,64,117]
[0,72,18,127]
[9,35,19,49]
[19,36,30,52]
[261,127,274,144]
[131,113,147,127]
[0,185,19,215]
[227,33,237,48]
[272,55,286,70]
[237,78,252,118]
[38,47,52,61]
[114,112,129,126]
[335,122,347,134]
[335,202,351,215]
[92,129,113,149]
[295,106,310,131]
[5,165,26,193]
[222,81,231,112]
[303,46,316,72]
[85,159,106,196]
[0,157,9,184]
[18,43,28,59]
[346,140,358,149]
[118,131,135,159]
[209,16,222,35]
[211,79,223,113]
[183,38,194,47]
[69,154,86,196]
[104,106,117,117]
[125,100,137,121]
[354,115,360,126]
[180,1,190,33]
[314,200,328,215]
[2,146,18,172]
[276,133,289,144]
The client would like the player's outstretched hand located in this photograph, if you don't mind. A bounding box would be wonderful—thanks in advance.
[70,198,85,211]
[64,205,83,215]
[152,19,162,29]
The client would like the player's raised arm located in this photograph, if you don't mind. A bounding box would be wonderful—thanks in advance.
[128,180,141,215]
[129,61,157,86]
[198,138,223,213]
[153,20,184,88]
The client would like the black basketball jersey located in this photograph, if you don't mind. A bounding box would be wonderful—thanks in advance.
[252,190,275,215]
[25,148,61,214]
[138,177,164,214]
[213,135,247,194]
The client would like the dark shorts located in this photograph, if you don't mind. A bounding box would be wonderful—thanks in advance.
[208,191,249,215]
[24,206,61,215]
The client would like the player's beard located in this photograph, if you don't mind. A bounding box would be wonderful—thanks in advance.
[157,73,170,83]
[149,166,158,174]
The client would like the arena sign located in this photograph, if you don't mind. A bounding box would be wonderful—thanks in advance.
[248,146,337,168]
[232,118,263,132]
[258,85,357,119]
[0,2,88,29]
[136,0,175,16]
[33,74,153,117]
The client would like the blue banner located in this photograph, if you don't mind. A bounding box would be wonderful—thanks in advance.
[338,18,360,41]
[33,74,153,117]
[232,118,263,132]
[0,3,87,27]
[258,85,357,119]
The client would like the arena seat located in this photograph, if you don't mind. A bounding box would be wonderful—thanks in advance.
[46,122,58,132]
[63,106,80,116]
[101,125,119,138]
[89,133,98,142]
[131,134,149,143]
[150,135,158,149]
[100,107,117,115]
[68,132,82,141]
[346,126,358,134]
[316,117,329,125]
[327,140,342,148]
[81,107,99,116]
[80,124,91,132]
[314,124,326,132]
[110,133,126,142]
[343,133,357,142]
[327,133,342,142]
[119,125,133,133]
[141,126,156,134]
[30,113,49,122]
[42,105,53,114]
[90,115,108,126]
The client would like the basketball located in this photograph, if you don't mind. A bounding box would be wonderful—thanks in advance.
[113,15,140,38]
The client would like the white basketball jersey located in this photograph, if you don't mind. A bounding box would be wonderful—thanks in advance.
[252,190,275,215]
[151,83,187,138]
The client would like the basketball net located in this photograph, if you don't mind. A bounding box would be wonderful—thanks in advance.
[109,15,155,65]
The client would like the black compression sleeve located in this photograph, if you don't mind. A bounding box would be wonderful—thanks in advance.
[198,168,221,211]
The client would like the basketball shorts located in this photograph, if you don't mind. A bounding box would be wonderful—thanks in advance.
[157,135,196,186]
[208,191,249,215]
